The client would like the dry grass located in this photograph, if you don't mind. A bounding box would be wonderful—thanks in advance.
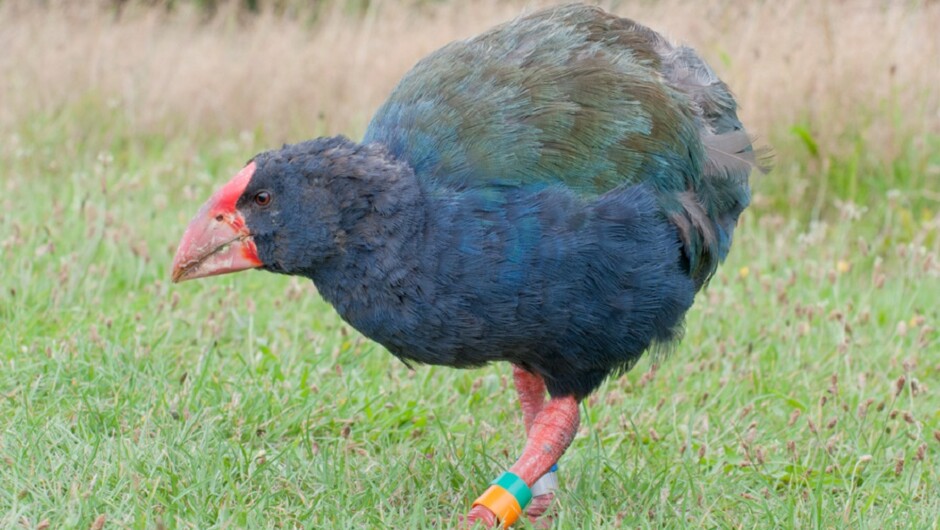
[2,0,938,156]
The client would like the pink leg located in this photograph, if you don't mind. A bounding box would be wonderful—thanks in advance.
[510,366,556,524]
[513,365,546,432]
[466,394,580,528]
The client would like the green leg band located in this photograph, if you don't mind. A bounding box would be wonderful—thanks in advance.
[491,471,532,509]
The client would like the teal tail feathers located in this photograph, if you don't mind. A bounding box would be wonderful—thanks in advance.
[657,42,769,286]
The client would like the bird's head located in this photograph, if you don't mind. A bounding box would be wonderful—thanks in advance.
[172,137,370,282]
[171,136,419,283]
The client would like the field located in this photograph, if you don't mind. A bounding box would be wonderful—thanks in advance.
[1,0,939,528]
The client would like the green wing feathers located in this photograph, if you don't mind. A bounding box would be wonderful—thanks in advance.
[364,4,762,285]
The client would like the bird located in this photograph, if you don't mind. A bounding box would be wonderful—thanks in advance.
[171,4,761,527]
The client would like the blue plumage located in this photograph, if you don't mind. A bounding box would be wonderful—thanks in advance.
[229,4,761,397]
[245,139,693,398]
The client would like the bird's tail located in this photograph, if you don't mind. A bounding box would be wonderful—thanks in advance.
[657,43,770,286]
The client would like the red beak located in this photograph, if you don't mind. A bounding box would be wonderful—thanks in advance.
[171,162,263,283]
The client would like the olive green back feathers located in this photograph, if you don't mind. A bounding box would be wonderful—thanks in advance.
[365,4,761,285]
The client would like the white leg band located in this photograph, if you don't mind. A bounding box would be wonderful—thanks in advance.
[530,470,559,497]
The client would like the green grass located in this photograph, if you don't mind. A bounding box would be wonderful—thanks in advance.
[1,100,939,529]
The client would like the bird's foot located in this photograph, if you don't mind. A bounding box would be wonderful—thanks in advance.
[460,493,555,528]
[462,504,499,528]
[527,492,554,518]
[526,493,555,528]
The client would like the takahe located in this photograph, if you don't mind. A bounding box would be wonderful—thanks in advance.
[172,4,760,527]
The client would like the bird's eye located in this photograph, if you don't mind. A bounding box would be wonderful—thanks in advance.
[254,191,272,207]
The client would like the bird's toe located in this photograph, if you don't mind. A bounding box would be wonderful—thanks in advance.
[526,493,555,528]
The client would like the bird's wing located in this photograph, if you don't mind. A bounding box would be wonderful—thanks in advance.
[367,6,713,192]
[364,4,762,282]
